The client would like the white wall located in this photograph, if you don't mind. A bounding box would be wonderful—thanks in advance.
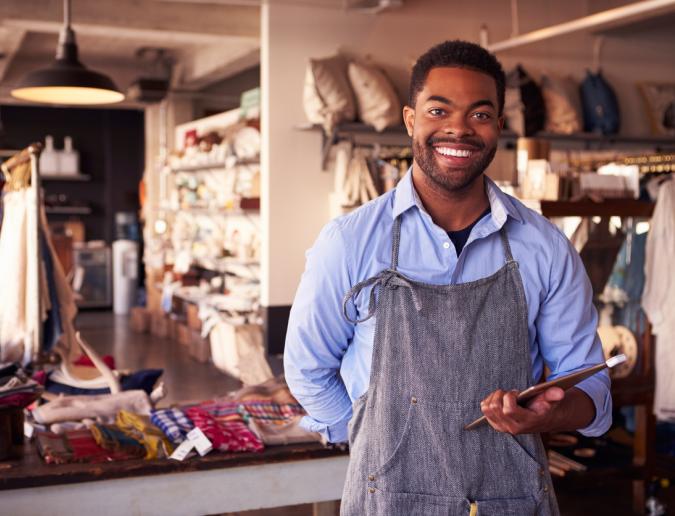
[261,0,675,307]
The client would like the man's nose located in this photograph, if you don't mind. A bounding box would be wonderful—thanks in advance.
[441,114,475,138]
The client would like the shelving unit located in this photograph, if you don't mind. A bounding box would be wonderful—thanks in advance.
[540,202,657,515]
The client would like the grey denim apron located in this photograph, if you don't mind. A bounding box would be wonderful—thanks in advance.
[340,215,560,516]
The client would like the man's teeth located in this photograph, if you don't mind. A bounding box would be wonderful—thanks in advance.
[435,147,472,158]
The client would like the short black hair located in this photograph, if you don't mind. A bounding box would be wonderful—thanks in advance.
[409,40,505,115]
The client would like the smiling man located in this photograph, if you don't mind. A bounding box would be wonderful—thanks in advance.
[284,40,610,516]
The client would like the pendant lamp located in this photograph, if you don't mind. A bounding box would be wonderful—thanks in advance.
[11,0,124,105]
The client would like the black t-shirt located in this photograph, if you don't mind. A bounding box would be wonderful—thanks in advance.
[447,206,491,256]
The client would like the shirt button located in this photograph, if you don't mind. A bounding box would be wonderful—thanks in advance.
[368,487,376,494]
[443,242,451,249]
[368,475,375,481]
[543,486,549,493]
[411,396,418,404]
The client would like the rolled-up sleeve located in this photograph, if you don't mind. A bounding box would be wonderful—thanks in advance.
[536,231,612,437]
[284,221,355,443]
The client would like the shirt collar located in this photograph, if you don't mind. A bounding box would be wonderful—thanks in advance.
[392,168,523,225]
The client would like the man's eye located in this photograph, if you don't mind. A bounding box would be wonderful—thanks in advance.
[473,112,491,120]
[429,108,445,116]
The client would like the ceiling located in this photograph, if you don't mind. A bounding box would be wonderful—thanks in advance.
[0,0,264,106]
[0,0,405,106]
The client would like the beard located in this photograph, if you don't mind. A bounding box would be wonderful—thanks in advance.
[412,135,497,194]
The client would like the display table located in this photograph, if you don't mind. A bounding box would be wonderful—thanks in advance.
[0,442,349,516]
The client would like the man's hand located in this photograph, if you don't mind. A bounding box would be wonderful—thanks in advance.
[480,387,593,434]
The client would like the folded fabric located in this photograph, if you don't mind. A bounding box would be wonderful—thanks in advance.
[238,400,319,446]
[239,401,306,425]
[0,391,40,408]
[185,406,263,453]
[45,369,163,396]
[246,416,320,446]
[150,407,194,445]
[32,390,152,425]
[90,424,147,459]
[36,429,134,464]
[115,410,173,459]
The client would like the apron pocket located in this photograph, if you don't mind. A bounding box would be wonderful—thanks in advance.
[371,399,415,477]
[369,490,469,516]
[475,495,538,516]
[368,397,548,501]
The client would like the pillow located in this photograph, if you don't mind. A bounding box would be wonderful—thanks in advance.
[347,61,402,132]
[504,65,546,136]
[303,55,356,134]
[541,72,582,134]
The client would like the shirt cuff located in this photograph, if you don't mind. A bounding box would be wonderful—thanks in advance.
[574,375,613,437]
[299,414,350,444]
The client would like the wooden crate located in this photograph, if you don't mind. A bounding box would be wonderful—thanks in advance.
[189,330,211,363]
[130,307,150,333]
[177,323,192,347]
[150,312,169,338]
[186,303,201,331]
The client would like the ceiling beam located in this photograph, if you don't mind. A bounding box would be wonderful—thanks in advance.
[2,19,256,46]
[0,0,260,39]
[488,0,675,53]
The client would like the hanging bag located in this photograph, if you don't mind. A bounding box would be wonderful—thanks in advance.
[580,70,620,135]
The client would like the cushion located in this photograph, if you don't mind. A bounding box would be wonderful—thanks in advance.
[348,61,402,132]
[504,65,546,136]
[541,72,582,134]
[303,54,356,134]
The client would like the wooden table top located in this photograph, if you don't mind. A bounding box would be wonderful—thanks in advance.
[0,440,348,491]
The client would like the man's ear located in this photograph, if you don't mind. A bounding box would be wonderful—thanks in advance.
[403,105,415,137]
[498,116,505,130]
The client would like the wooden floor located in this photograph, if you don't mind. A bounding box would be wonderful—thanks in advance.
[78,311,672,516]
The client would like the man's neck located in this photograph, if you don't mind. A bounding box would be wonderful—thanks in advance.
[411,165,490,232]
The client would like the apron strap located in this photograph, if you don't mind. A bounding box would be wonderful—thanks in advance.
[342,269,423,324]
[390,216,402,271]
[498,225,516,264]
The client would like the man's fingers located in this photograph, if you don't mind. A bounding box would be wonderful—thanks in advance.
[502,390,520,416]
[544,387,565,402]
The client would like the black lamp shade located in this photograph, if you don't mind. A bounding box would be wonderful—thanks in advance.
[11,57,124,105]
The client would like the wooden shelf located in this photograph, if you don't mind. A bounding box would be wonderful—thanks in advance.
[45,206,92,215]
[41,174,91,182]
[300,122,675,147]
[170,158,259,173]
[539,199,655,218]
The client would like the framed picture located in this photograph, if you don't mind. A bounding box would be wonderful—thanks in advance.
[639,82,675,136]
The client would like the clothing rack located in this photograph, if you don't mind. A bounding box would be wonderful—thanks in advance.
[1,143,44,363]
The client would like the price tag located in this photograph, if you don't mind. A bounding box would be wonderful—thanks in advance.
[187,427,213,456]
[169,439,195,461]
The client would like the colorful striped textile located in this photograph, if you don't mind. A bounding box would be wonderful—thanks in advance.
[185,406,263,453]
[238,401,306,426]
[90,424,146,459]
[35,429,134,464]
[116,410,174,459]
[150,407,194,444]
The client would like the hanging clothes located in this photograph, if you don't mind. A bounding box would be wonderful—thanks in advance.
[642,178,675,421]
[0,189,33,364]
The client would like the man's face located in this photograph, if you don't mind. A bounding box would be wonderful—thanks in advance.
[403,66,503,194]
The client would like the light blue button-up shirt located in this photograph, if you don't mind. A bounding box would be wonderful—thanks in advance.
[284,170,611,443]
